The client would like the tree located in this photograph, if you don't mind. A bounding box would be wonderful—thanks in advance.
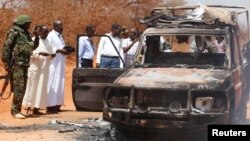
[0,0,186,62]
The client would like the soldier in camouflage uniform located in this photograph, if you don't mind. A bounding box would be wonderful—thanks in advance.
[1,14,35,119]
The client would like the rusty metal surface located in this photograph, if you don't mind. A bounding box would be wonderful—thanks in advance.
[153,5,247,10]
[104,107,226,119]
[142,27,227,36]
[72,68,127,111]
[114,68,231,90]
[103,111,226,131]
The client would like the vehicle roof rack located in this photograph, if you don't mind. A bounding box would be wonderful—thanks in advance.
[140,14,227,29]
[152,5,246,15]
[140,5,248,30]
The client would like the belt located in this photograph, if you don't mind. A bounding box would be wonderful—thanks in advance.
[101,55,119,59]
[81,58,93,61]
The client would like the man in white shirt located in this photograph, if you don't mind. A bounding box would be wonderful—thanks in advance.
[46,20,69,113]
[78,25,95,68]
[122,28,139,67]
[96,24,123,68]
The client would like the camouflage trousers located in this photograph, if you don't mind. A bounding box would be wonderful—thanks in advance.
[11,66,28,115]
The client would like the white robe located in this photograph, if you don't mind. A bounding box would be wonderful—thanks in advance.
[47,30,66,107]
[22,38,54,109]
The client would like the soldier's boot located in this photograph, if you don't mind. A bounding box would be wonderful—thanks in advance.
[11,105,26,119]
[14,113,26,119]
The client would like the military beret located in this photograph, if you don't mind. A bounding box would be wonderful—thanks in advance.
[16,14,31,25]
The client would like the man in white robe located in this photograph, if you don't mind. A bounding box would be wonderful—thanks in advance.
[22,25,54,115]
[46,20,69,113]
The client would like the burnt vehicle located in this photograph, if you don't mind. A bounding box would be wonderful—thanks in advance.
[101,5,250,135]
[72,4,250,138]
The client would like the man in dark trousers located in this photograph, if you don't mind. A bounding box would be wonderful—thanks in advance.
[78,25,96,68]
[96,24,123,68]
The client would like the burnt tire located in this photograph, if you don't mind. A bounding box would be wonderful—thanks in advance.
[229,93,248,124]
[105,126,125,141]
[235,93,248,124]
[229,94,236,124]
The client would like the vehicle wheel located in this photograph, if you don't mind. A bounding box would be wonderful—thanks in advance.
[228,95,236,124]
[235,93,248,124]
[105,126,125,141]
[229,93,248,124]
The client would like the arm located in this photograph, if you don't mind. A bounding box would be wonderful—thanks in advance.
[46,33,56,54]
[96,37,105,67]
[33,35,40,49]
[78,37,85,67]
[56,49,69,55]
[119,42,124,68]
[1,30,18,71]
[123,38,139,53]
[39,52,50,56]
[46,32,67,55]
[31,50,52,60]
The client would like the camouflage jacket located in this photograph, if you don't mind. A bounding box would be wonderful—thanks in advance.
[1,26,34,69]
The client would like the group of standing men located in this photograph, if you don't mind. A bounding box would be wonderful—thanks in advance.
[78,24,139,68]
[1,14,139,119]
[1,14,69,119]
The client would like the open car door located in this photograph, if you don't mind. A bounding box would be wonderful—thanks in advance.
[72,35,127,111]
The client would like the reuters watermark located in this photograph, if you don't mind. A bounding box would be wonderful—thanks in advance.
[208,125,249,140]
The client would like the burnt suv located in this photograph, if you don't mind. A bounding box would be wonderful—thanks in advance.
[72,5,250,139]
[101,6,250,133]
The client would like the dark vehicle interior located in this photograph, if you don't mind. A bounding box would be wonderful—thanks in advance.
[141,35,228,69]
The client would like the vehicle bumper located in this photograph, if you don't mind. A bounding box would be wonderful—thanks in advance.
[103,107,229,132]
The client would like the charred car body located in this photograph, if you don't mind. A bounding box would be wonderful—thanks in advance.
[102,5,250,131]
[72,5,250,134]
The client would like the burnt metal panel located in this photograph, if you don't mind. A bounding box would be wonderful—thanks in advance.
[142,28,227,36]
[115,68,232,90]
[72,68,127,111]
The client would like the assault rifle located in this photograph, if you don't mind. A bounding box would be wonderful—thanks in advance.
[0,55,14,100]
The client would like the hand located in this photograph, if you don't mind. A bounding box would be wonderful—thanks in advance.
[131,38,139,45]
[96,63,100,68]
[50,54,56,58]
[56,49,69,55]
[39,52,50,56]
[63,46,75,54]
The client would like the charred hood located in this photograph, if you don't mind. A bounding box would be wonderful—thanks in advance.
[114,68,232,90]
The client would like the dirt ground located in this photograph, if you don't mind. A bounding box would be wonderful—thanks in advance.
[0,61,102,141]
[0,61,250,141]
